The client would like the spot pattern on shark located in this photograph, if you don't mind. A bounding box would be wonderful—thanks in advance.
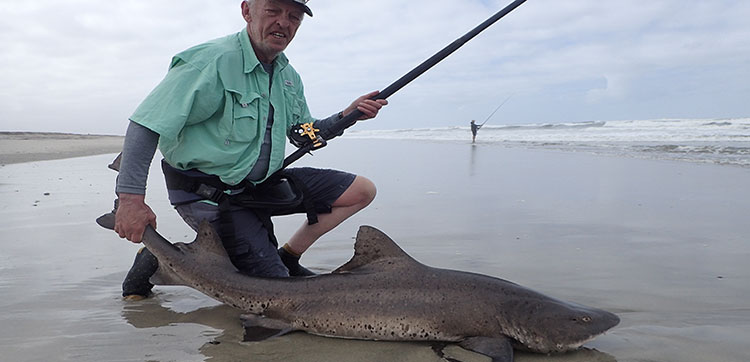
[97,212,619,362]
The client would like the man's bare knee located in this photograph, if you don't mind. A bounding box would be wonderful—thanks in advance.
[354,176,377,205]
[336,176,376,208]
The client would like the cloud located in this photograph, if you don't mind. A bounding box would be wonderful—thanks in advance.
[0,0,748,134]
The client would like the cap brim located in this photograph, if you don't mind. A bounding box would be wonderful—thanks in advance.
[288,0,313,17]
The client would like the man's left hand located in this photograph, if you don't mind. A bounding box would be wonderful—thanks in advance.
[343,90,388,121]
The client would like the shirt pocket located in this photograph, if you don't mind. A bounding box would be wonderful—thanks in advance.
[227,90,262,142]
[281,87,304,125]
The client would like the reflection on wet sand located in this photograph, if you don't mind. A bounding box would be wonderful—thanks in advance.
[3,143,750,361]
[121,295,617,362]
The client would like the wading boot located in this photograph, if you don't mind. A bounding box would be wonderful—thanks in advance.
[278,247,316,277]
[122,247,158,300]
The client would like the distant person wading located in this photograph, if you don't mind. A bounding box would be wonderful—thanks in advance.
[470,119,481,143]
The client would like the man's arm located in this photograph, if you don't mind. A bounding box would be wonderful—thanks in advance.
[312,90,388,141]
[114,121,159,243]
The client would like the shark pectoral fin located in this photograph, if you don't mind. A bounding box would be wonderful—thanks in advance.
[459,336,514,362]
[241,314,296,342]
[430,343,463,362]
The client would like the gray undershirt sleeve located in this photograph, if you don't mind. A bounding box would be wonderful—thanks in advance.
[315,112,347,141]
[118,111,345,191]
[115,121,159,195]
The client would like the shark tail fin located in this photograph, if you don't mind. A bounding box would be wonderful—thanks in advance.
[96,212,116,230]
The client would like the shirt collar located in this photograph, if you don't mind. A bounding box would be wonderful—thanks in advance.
[239,29,289,74]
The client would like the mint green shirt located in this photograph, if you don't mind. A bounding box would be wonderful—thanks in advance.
[130,30,313,186]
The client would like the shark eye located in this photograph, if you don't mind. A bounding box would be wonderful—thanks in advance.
[581,316,592,323]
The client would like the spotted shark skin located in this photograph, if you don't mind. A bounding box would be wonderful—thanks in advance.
[98,213,619,362]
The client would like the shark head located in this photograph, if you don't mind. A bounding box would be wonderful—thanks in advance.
[498,296,620,353]
[341,226,620,354]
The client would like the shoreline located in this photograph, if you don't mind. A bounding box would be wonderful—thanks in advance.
[0,132,124,165]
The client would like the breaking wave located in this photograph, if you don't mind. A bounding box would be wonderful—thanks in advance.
[348,118,750,167]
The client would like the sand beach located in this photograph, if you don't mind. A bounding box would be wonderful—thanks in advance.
[0,132,124,165]
[0,135,748,362]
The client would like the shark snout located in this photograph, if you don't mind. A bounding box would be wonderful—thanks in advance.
[600,309,620,330]
[573,306,619,332]
[520,302,620,353]
[562,308,620,350]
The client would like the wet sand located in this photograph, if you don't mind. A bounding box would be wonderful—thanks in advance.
[0,136,748,362]
[0,132,124,165]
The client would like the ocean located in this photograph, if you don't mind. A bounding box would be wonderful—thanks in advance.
[348,118,750,167]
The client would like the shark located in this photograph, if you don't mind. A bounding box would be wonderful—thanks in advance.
[98,214,619,362]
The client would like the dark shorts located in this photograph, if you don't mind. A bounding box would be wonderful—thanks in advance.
[174,167,356,277]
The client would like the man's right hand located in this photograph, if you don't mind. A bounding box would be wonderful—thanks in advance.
[115,193,157,243]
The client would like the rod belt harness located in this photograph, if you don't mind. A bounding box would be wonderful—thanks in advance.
[161,160,319,244]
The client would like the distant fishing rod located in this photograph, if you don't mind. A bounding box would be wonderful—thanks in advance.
[282,0,529,169]
[480,95,513,127]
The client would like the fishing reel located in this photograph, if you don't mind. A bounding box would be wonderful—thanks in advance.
[288,121,327,150]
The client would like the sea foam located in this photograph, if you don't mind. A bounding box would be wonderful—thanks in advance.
[348,118,750,167]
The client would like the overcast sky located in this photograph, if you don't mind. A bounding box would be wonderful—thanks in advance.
[1,0,748,135]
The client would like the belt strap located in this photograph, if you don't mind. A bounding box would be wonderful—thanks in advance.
[161,160,319,224]
[161,160,236,204]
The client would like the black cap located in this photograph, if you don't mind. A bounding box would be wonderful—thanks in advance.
[290,0,313,17]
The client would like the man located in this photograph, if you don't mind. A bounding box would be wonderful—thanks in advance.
[114,0,388,299]
[470,119,480,143]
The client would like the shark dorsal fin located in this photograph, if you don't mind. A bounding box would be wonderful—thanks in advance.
[190,221,233,260]
[183,221,239,273]
[150,221,238,287]
[333,226,422,273]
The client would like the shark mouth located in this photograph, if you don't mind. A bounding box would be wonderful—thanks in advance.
[558,332,609,352]
[513,330,611,354]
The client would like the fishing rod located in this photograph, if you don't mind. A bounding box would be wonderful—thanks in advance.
[282,0,529,169]
[480,95,513,127]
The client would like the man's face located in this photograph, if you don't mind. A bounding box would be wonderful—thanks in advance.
[242,0,304,63]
